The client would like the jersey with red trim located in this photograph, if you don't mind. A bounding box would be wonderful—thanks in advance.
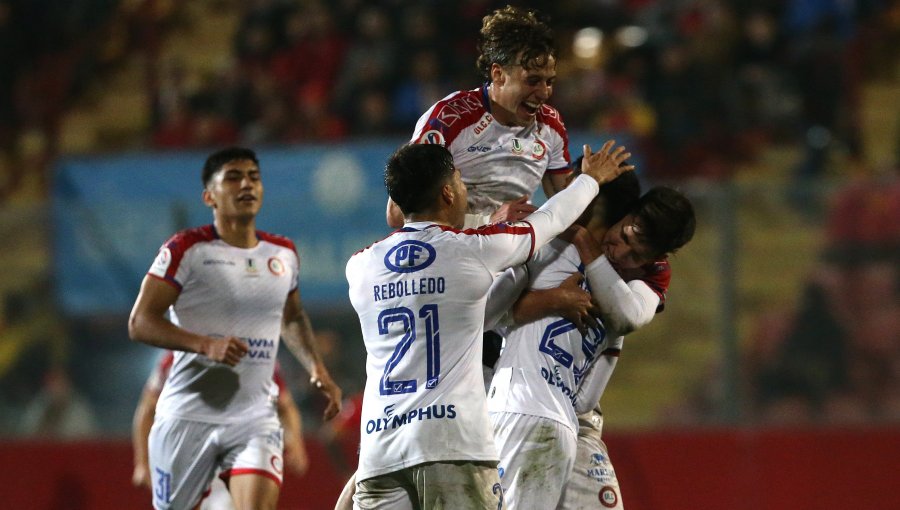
[346,220,537,482]
[145,224,299,423]
[488,239,621,433]
[411,85,571,216]
[616,259,671,312]
[490,248,673,430]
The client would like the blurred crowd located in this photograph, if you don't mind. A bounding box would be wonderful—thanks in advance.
[0,0,899,438]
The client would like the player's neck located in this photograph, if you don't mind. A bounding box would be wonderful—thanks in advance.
[214,217,258,248]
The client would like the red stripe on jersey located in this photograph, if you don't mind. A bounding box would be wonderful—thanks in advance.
[601,348,622,357]
[160,225,217,282]
[434,222,536,260]
[258,231,297,253]
[618,259,671,312]
[537,104,571,166]
[414,87,488,146]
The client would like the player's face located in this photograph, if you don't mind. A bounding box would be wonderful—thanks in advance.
[204,159,264,220]
[489,54,556,127]
[600,214,655,269]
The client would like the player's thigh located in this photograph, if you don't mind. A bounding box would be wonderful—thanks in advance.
[559,430,623,510]
[149,416,220,510]
[491,412,576,510]
[220,416,284,510]
[412,461,503,510]
[353,472,416,510]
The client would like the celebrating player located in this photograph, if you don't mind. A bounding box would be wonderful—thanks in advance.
[387,4,571,229]
[345,141,633,508]
[128,147,341,510]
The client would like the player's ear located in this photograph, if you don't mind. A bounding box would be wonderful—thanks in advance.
[441,183,455,206]
[490,63,505,85]
[202,188,216,209]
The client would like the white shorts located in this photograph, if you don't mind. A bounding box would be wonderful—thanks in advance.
[148,413,283,510]
[353,460,502,510]
[559,410,623,509]
[490,411,577,510]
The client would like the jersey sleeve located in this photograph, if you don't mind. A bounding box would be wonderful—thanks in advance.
[146,226,214,291]
[540,105,571,173]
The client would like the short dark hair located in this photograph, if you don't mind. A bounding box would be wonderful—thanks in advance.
[202,147,259,187]
[630,187,695,257]
[573,155,641,228]
[476,5,556,81]
[385,144,456,216]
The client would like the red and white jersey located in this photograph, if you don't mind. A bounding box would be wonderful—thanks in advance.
[146,224,299,423]
[411,85,571,217]
[346,220,537,482]
[145,351,288,404]
[489,242,672,432]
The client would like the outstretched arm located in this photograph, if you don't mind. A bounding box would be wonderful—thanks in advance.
[281,289,342,420]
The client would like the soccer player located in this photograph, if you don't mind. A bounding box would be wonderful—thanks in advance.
[484,164,642,509]
[128,147,342,510]
[132,351,309,509]
[387,5,571,229]
[345,140,633,509]
[556,186,695,510]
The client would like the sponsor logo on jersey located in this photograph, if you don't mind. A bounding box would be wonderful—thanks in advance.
[599,486,618,508]
[473,113,493,136]
[532,140,547,160]
[591,452,608,465]
[268,256,284,275]
[153,248,172,271]
[587,466,616,483]
[511,138,524,154]
[246,258,259,275]
[203,259,235,266]
[384,240,436,273]
[365,404,457,434]
[243,337,277,360]
[467,145,491,153]
[420,129,446,145]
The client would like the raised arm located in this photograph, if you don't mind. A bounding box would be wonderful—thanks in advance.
[128,276,249,365]
[281,289,342,420]
[570,227,659,335]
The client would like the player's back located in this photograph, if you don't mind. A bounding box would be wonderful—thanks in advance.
[346,221,535,481]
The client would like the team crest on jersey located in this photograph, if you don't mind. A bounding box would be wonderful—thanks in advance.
[599,486,618,508]
[531,140,547,160]
[384,240,436,273]
[267,256,285,275]
[420,130,445,145]
[511,138,524,154]
[153,247,172,271]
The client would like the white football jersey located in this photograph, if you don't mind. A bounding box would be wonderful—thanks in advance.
[488,239,622,433]
[411,85,571,216]
[146,225,299,423]
[347,221,537,482]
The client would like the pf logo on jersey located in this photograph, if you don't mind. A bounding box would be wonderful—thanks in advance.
[384,240,436,273]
